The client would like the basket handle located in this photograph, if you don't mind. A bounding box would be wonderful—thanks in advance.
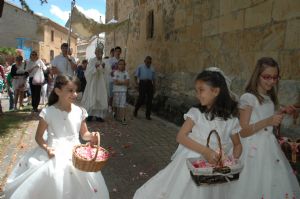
[275,124,281,139]
[206,130,223,166]
[91,132,100,162]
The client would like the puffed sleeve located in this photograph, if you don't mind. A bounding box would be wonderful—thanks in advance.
[39,107,48,123]
[239,93,258,109]
[80,107,88,121]
[183,107,200,123]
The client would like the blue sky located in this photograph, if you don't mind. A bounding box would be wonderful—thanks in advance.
[7,0,106,26]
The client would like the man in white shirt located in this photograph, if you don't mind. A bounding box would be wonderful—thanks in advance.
[51,43,77,77]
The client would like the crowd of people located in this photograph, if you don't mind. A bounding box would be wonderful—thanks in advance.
[0,42,156,124]
[0,51,52,113]
[1,42,300,199]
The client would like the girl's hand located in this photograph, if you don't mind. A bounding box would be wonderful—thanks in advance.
[90,132,100,146]
[46,147,55,159]
[268,114,284,126]
[203,148,221,165]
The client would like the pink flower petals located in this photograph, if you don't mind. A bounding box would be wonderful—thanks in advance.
[75,146,109,161]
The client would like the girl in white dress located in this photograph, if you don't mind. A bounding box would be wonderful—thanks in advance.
[4,75,109,199]
[133,67,242,199]
[232,57,300,199]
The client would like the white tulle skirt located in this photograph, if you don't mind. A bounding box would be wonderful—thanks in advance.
[133,145,233,199]
[4,140,109,199]
[231,132,300,199]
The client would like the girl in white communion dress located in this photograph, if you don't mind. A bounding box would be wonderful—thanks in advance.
[134,67,242,199]
[4,75,109,199]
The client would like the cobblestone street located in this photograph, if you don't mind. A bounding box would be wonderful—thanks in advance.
[0,97,179,199]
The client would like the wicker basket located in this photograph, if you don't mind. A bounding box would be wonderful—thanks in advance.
[72,132,109,172]
[186,130,243,186]
[276,126,300,181]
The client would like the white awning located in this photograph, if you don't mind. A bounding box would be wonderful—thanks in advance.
[66,6,129,39]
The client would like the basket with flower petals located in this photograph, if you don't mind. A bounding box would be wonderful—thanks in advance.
[72,132,109,172]
[186,130,243,186]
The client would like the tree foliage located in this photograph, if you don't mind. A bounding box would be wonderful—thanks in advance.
[0,47,17,56]
[18,0,48,14]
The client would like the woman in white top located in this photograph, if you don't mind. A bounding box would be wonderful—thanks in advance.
[26,51,46,112]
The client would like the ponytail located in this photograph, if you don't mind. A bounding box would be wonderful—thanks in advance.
[48,89,59,106]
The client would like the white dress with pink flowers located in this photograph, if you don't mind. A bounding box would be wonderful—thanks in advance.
[133,107,240,199]
[231,93,300,199]
[4,104,109,199]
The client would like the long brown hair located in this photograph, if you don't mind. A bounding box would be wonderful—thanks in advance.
[245,57,279,105]
[48,75,80,106]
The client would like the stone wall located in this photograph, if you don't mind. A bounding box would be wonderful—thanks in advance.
[106,0,300,128]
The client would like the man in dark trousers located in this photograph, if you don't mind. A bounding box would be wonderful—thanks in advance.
[134,56,155,120]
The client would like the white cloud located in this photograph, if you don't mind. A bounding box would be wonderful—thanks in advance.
[49,4,105,24]
[36,12,43,16]
[76,6,105,23]
[49,5,70,22]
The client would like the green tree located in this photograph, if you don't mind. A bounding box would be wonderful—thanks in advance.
[19,0,48,14]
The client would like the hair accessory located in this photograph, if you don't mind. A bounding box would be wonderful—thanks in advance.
[205,67,237,100]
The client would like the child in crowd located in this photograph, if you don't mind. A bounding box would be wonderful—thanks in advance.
[4,75,109,199]
[231,57,300,198]
[113,59,130,125]
[134,67,242,199]
[108,46,122,113]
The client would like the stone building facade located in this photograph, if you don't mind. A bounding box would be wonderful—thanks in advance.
[0,1,77,63]
[106,0,300,126]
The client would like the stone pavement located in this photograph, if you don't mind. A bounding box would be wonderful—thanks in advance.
[0,96,180,199]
